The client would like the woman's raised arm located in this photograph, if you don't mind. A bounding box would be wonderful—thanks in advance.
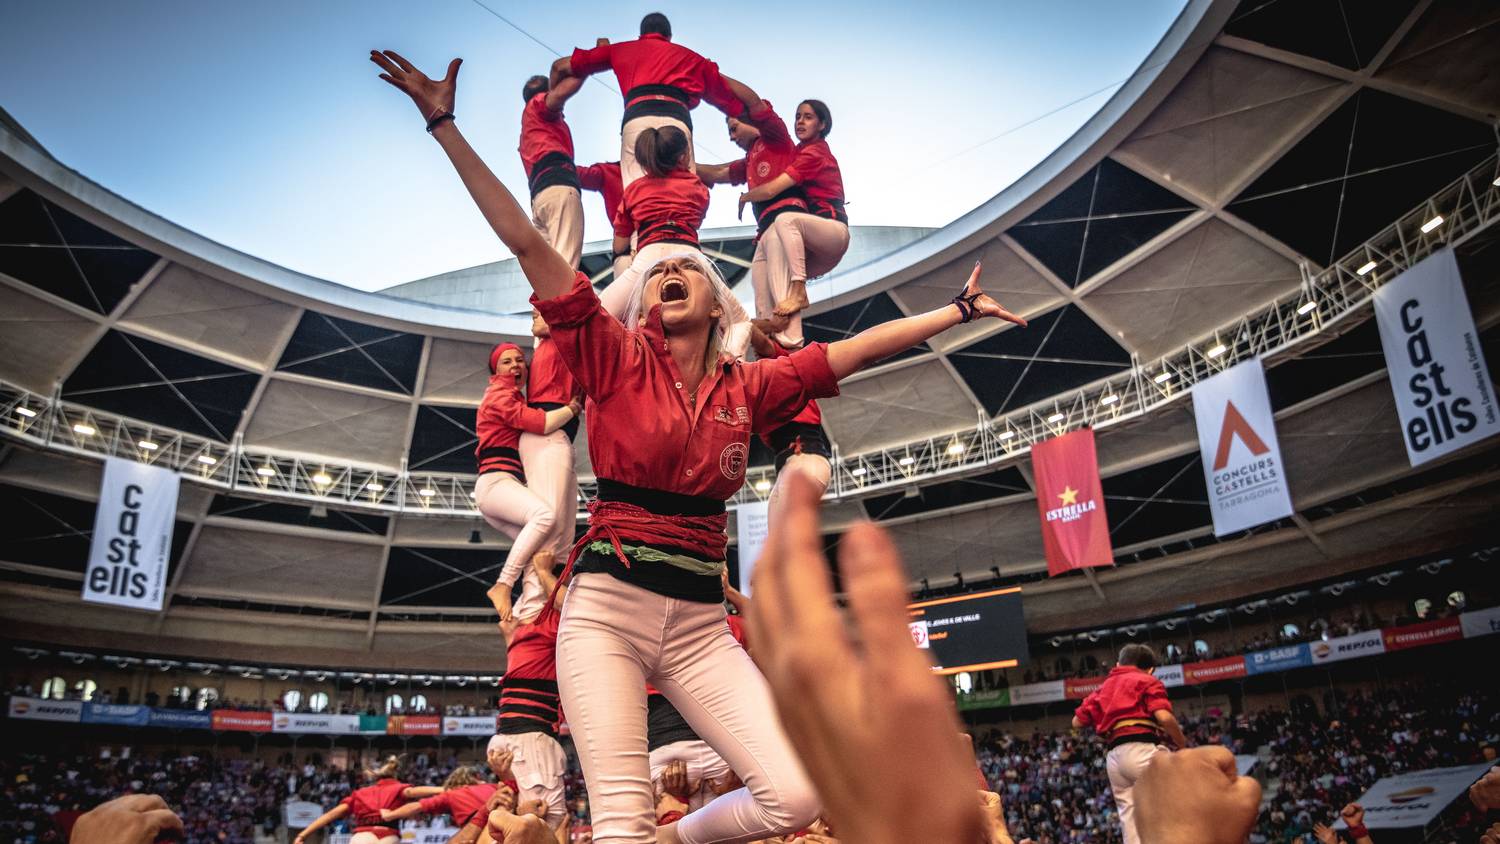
[370,50,575,301]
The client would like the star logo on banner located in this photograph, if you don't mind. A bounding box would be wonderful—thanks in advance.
[1058,486,1080,506]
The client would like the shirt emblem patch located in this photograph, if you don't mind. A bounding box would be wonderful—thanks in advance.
[755,161,771,179]
[719,442,748,480]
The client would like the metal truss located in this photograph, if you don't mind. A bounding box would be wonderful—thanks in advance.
[2,153,1496,518]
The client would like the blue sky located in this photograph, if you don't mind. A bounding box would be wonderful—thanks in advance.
[0,0,1187,291]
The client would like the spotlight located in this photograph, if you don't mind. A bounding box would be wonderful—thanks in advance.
[1100,394,1118,406]
[197,454,217,465]
[1046,412,1064,423]
[138,440,159,451]
[1207,343,1227,358]
[256,466,275,477]
[946,440,965,456]
[850,467,867,477]
[312,472,333,486]
[998,430,1015,440]
[1296,300,1317,315]
[366,481,384,492]
[15,407,36,418]
[898,456,915,466]
[1420,215,1443,234]
[418,488,436,498]
[468,529,482,544]
[1356,260,1377,276]
[1153,371,1172,384]
[754,477,772,493]
[72,423,96,436]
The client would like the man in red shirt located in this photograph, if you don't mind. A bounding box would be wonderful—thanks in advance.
[1071,644,1189,844]
[550,13,761,189]
[519,73,585,268]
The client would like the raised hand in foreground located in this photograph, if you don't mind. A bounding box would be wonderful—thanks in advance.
[1133,745,1261,844]
[748,475,986,844]
[71,794,183,844]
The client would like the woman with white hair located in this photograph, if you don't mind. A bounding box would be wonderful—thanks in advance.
[371,48,1026,844]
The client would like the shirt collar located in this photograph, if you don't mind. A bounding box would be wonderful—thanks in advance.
[640,33,668,43]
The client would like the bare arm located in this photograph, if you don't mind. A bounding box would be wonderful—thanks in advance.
[371,51,575,301]
[697,162,734,185]
[548,56,573,88]
[718,73,761,115]
[382,801,427,823]
[543,75,583,112]
[742,173,796,204]
[1070,716,1085,730]
[1153,709,1189,749]
[293,804,348,844]
[403,786,444,799]
[612,234,631,257]
[825,263,1023,380]
[539,399,581,435]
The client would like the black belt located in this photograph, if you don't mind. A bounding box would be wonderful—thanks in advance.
[531,401,580,442]
[753,188,809,233]
[636,218,700,248]
[623,84,693,130]
[596,478,725,516]
[527,151,580,198]
[808,197,848,224]
[1107,732,1164,750]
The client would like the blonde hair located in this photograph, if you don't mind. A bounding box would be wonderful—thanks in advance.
[622,250,743,373]
[364,755,401,782]
[442,766,482,789]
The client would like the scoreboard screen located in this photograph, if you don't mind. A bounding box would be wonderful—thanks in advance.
[907,587,1028,674]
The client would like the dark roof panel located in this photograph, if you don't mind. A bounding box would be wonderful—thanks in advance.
[276,311,424,394]
[408,405,479,474]
[0,190,157,314]
[948,305,1132,415]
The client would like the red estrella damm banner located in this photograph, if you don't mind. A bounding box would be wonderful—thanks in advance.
[1382,617,1464,651]
[211,710,273,732]
[1031,428,1114,577]
[1064,676,1108,700]
[386,715,441,735]
[1183,656,1248,685]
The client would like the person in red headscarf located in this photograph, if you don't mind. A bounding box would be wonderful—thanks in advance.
[476,342,582,624]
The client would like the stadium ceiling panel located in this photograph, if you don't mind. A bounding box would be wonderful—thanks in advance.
[3,0,1499,666]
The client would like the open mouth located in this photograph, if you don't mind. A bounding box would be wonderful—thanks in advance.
[660,278,689,303]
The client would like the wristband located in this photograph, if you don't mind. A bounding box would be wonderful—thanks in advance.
[656,810,685,826]
[426,108,455,133]
[1347,824,1369,838]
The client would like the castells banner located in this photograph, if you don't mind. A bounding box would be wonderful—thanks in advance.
[1191,358,1295,536]
[1031,428,1113,577]
[83,457,179,611]
[1374,249,1499,466]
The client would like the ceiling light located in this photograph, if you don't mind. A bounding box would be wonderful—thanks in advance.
[998,430,1015,440]
[850,467,867,477]
[256,466,275,477]
[418,488,436,498]
[1153,371,1172,384]
[72,423,96,436]
[1420,215,1443,233]
[312,472,333,486]
[1100,394,1118,406]
[137,440,159,451]
[754,478,772,493]
[366,481,384,492]
[1296,300,1317,315]
[1046,412,1064,423]
[946,441,965,456]
[898,456,915,466]
[1356,260,1377,276]
[1493,176,1500,187]
[1207,343,1227,358]
[468,490,477,499]
[197,455,217,465]
[15,407,36,418]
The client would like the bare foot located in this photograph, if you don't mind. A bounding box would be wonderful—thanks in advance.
[773,280,810,318]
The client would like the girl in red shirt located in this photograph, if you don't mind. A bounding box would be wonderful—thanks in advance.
[476,342,581,624]
[733,100,849,347]
[293,757,440,844]
[598,125,752,360]
[373,51,1026,844]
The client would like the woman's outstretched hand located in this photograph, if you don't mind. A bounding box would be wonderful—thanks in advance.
[962,262,1027,327]
[370,50,461,124]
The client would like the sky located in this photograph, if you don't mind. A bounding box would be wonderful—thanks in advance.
[0,0,1188,292]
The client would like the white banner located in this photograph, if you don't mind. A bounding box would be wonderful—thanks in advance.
[272,713,360,734]
[1374,249,1499,466]
[1309,630,1386,664]
[734,499,771,596]
[8,697,83,723]
[444,715,498,736]
[1462,606,1500,639]
[1234,755,1260,776]
[283,801,324,828]
[83,457,179,611]
[1010,680,1065,706]
[1192,358,1295,536]
[1340,762,1492,830]
[1154,664,1185,688]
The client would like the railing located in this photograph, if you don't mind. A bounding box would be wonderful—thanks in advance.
[2,154,1495,518]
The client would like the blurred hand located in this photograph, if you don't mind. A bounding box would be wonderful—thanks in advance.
[1312,822,1341,844]
[748,475,986,844]
[517,798,547,818]
[487,808,550,844]
[1133,746,1261,844]
[1480,821,1500,844]
[661,759,694,800]
[487,747,515,781]
[485,782,517,814]
[1340,803,1364,828]
[72,795,183,844]
[1472,766,1500,811]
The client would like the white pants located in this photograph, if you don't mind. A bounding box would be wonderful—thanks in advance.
[599,242,752,361]
[489,730,570,827]
[651,739,734,814]
[751,213,850,348]
[519,428,579,593]
[767,453,831,530]
[533,185,584,270]
[556,574,819,844]
[474,472,556,620]
[621,115,695,189]
[1107,742,1167,844]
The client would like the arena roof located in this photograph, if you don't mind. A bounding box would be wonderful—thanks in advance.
[1,0,1498,670]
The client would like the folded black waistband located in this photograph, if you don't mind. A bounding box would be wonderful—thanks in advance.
[596,478,725,516]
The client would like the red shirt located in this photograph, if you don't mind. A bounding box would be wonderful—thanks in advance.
[726,613,747,645]
[787,139,845,219]
[1073,665,1171,738]
[614,168,710,247]
[339,779,411,826]
[528,336,576,406]
[569,34,740,114]
[532,272,839,503]
[419,783,498,826]
[757,339,822,430]
[518,92,574,177]
[579,161,624,225]
[725,101,805,228]
[500,611,561,733]
[476,378,546,476]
